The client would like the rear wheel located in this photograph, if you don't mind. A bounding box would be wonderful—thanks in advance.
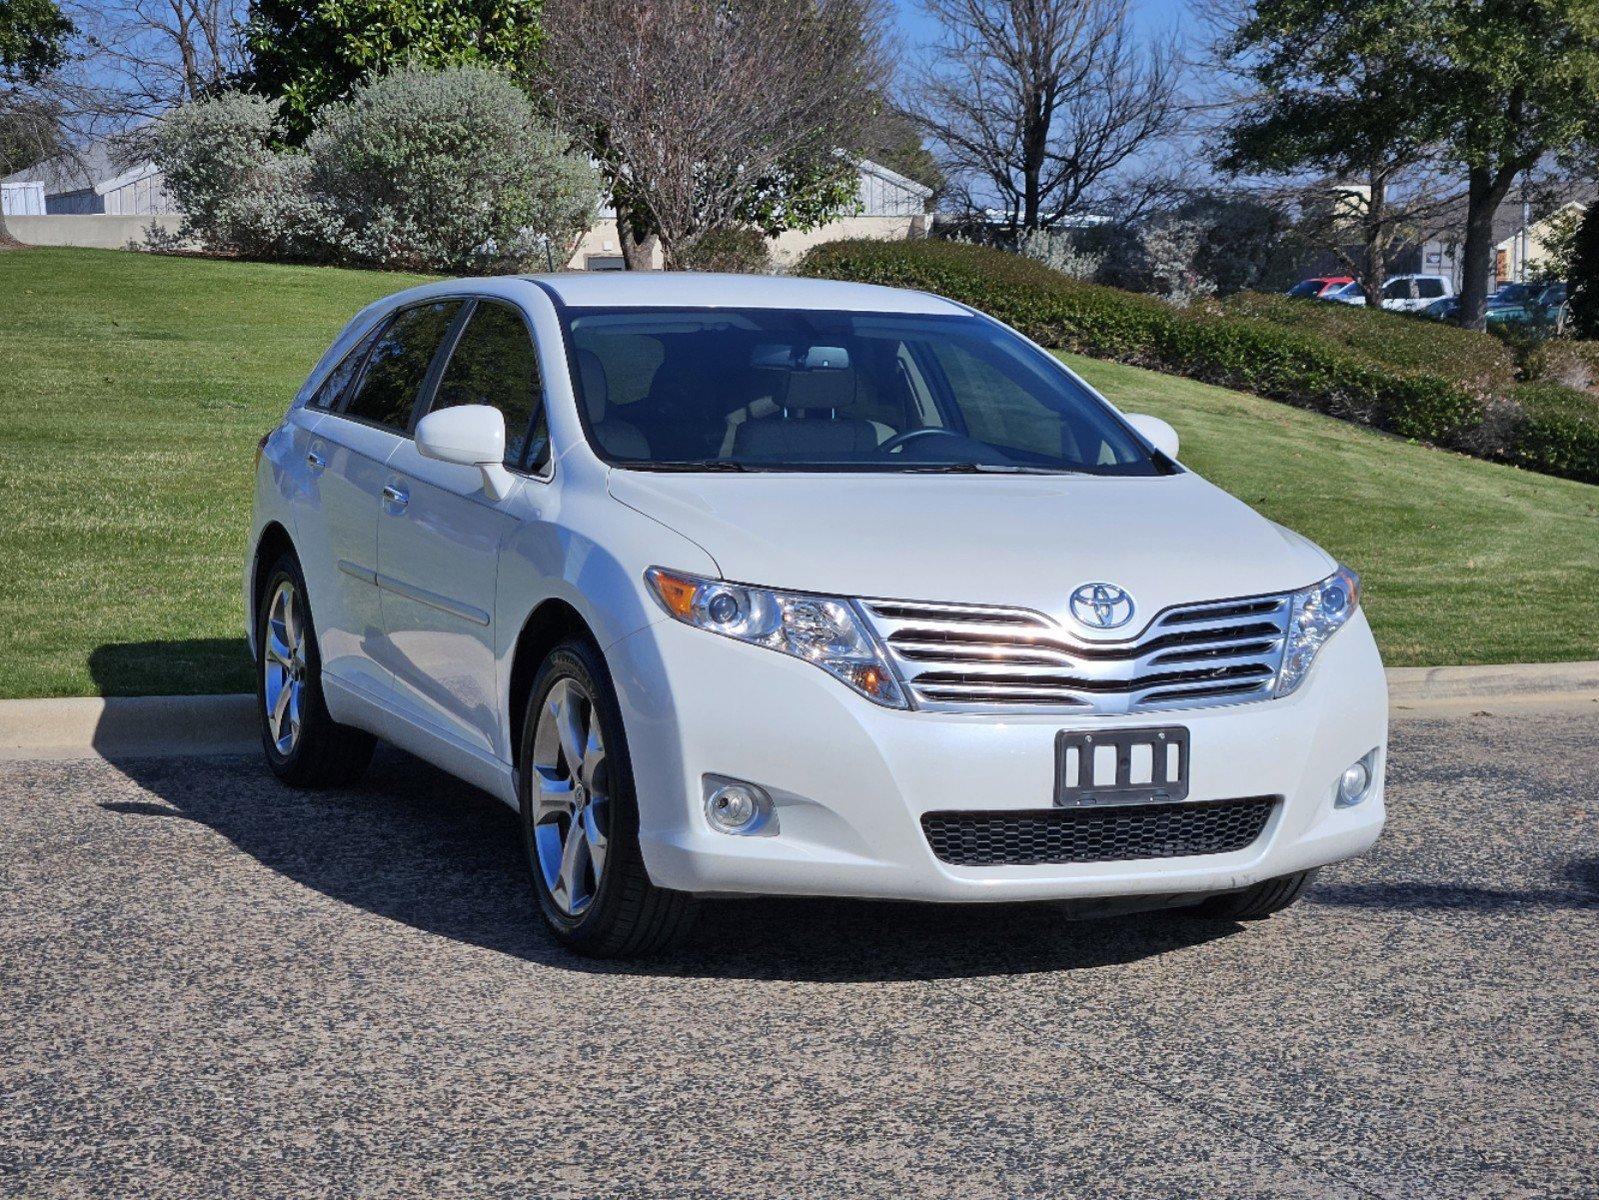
[257,553,375,788]
[520,639,695,957]
[1182,868,1320,920]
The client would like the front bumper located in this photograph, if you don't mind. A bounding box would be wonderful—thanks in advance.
[608,610,1388,902]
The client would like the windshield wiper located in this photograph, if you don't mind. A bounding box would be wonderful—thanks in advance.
[628,459,751,472]
[898,462,1082,476]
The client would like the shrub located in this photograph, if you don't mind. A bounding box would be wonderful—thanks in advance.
[795,238,1595,483]
[675,226,772,273]
[1504,383,1599,484]
[304,66,597,272]
[1220,292,1517,398]
[152,92,318,260]
[152,67,600,272]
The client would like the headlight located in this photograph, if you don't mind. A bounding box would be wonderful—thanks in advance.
[645,567,908,709]
[1276,564,1360,697]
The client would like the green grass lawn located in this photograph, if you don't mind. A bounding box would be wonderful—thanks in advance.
[1,246,1595,698]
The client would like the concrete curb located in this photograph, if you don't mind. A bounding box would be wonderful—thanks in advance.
[0,695,259,761]
[3,661,1596,760]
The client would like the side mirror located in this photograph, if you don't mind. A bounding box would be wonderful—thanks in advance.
[1125,413,1179,461]
[415,404,515,500]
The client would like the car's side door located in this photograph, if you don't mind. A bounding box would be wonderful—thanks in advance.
[305,299,464,702]
[374,298,549,760]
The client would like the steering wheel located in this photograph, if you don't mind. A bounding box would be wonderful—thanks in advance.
[879,427,966,455]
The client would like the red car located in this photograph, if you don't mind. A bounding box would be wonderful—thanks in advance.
[1285,276,1349,299]
[1287,276,1355,299]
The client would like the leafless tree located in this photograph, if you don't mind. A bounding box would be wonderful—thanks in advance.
[543,0,892,269]
[908,0,1183,231]
[65,0,243,132]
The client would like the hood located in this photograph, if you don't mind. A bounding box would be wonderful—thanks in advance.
[607,470,1335,636]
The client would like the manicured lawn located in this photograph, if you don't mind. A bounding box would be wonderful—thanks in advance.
[1,248,428,698]
[1063,354,1599,668]
[0,246,1595,697]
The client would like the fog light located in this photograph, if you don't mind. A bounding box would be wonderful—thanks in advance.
[704,780,772,835]
[1336,750,1378,808]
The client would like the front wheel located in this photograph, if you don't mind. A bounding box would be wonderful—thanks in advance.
[1181,868,1320,920]
[520,639,695,957]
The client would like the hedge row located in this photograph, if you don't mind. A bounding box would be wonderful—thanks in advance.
[794,239,1598,485]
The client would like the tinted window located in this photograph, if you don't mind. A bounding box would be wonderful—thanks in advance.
[564,308,1158,475]
[1416,278,1445,298]
[1382,279,1412,299]
[342,301,462,430]
[1286,279,1323,298]
[309,324,381,410]
[431,301,548,469]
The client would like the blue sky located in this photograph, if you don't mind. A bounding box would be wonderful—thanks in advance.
[888,0,1194,56]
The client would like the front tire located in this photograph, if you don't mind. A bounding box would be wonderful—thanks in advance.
[257,552,375,788]
[519,638,695,957]
[1182,868,1320,920]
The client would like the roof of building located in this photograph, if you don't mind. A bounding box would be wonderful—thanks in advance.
[2,141,156,195]
[857,158,934,199]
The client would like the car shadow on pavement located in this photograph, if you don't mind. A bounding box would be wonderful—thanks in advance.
[1307,857,1599,913]
[104,747,1239,983]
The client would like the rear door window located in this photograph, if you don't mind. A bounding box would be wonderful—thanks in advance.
[1416,278,1445,299]
[341,301,463,431]
[428,300,549,470]
[309,324,382,410]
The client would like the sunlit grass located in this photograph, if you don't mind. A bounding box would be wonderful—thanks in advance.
[0,247,1593,697]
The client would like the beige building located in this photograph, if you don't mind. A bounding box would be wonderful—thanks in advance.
[567,159,933,270]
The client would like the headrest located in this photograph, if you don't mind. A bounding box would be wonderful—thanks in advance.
[577,348,609,422]
[782,365,855,412]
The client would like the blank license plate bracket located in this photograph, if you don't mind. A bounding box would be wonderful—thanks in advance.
[1055,726,1190,807]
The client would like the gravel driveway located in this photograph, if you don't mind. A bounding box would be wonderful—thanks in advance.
[1,710,1594,1199]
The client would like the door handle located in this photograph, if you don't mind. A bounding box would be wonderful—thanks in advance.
[306,449,327,470]
[382,483,409,509]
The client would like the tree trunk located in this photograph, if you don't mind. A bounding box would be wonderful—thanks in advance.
[1361,172,1389,308]
[1458,164,1517,330]
[0,211,20,249]
[1020,89,1047,231]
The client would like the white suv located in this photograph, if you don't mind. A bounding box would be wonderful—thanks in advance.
[246,273,1387,956]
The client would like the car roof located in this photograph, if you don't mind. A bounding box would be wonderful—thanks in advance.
[522,271,969,315]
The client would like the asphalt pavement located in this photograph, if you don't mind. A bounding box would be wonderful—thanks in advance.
[1,709,1594,1199]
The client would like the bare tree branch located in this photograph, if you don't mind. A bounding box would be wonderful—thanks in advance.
[907,0,1184,229]
[544,0,891,268]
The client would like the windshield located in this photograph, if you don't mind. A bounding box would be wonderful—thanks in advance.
[1287,279,1325,297]
[562,307,1161,475]
[1490,283,1532,304]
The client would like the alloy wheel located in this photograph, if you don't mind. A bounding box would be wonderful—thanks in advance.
[530,677,611,917]
[262,579,307,756]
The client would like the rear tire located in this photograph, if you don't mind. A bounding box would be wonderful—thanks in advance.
[519,638,696,957]
[1182,868,1320,920]
[257,552,375,789]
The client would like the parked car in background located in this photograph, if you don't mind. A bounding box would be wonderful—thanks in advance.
[1379,275,1453,312]
[244,272,1388,957]
[1287,276,1355,299]
[1324,275,1452,312]
[1423,281,1570,331]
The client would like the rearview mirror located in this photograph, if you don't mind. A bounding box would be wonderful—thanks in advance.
[415,404,515,500]
[1124,413,1179,461]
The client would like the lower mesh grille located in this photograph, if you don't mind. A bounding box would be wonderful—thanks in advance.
[922,797,1276,866]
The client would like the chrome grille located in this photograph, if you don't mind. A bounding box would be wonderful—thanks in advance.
[862,594,1291,715]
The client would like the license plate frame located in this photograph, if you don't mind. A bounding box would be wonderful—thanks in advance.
[1054,726,1190,807]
